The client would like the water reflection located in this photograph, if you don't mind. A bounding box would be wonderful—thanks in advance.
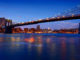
[0,34,80,60]
[60,37,67,60]
[69,38,75,60]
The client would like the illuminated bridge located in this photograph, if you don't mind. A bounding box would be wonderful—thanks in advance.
[5,6,80,33]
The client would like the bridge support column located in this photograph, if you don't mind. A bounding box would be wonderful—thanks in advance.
[5,26,13,33]
[4,19,13,34]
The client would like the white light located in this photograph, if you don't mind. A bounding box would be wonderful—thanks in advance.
[39,19,42,20]
[52,17,55,18]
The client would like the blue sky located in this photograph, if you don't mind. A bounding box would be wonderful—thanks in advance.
[0,0,80,29]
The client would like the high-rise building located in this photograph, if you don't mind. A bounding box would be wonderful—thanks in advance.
[37,25,40,30]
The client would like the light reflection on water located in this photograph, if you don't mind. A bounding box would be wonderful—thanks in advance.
[0,33,80,60]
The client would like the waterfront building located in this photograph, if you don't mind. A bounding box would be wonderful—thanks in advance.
[37,25,40,30]
[79,23,80,34]
[0,18,6,27]
[24,28,29,33]
[29,28,36,33]
[12,28,23,33]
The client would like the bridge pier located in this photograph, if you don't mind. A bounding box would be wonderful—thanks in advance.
[5,26,13,34]
[4,19,13,34]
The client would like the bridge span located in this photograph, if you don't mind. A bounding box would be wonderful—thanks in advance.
[5,15,80,33]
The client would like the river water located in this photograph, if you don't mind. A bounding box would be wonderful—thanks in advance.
[0,33,80,60]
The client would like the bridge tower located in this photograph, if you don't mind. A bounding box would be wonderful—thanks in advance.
[5,20,13,33]
[5,20,12,27]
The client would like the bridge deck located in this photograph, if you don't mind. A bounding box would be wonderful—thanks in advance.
[10,15,80,27]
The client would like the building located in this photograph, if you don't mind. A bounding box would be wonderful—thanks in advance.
[36,25,42,33]
[29,28,36,33]
[0,18,6,27]
[79,23,80,34]
[37,25,40,30]
[24,28,29,33]
[12,27,23,33]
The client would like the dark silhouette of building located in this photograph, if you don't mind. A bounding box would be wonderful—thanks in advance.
[79,23,80,34]
[37,25,40,30]
[0,18,6,27]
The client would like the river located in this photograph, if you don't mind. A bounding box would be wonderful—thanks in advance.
[0,33,80,60]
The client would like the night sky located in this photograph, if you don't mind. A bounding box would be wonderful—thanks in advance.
[0,0,80,29]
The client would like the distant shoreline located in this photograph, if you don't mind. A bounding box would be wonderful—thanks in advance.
[0,33,80,37]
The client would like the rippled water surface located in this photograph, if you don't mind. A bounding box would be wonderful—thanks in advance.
[0,33,80,60]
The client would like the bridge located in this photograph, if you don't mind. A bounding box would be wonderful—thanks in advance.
[5,6,80,33]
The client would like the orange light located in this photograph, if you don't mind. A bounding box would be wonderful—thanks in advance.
[57,17,60,19]
[72,14,74,17]
[24,37,35,43]
[29,37,35,43]
[46,18,49,20]
[62,16,65,18]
